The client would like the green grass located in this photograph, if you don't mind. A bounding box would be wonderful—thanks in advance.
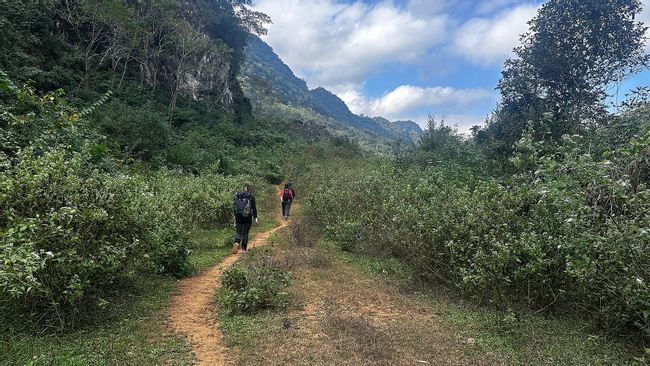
[0,276,193,366]
[188,226,236,272]
[339,251,648,365]
[219,312,280,348]
[338,250,416,284]
[439,300,641,365]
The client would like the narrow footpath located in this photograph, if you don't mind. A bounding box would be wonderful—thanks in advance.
[166,189,289,365]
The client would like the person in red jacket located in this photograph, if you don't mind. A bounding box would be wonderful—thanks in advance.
[280,183,293,220]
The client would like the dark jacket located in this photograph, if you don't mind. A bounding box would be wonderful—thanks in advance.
[234,191,257,223]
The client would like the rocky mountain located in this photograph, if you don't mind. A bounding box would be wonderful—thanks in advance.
[240,36,423,141]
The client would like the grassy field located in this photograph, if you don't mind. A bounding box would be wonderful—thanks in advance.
[217,211,648,365]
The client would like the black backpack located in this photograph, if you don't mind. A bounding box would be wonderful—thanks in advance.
[282,188,292,201]
[234,192,251,217]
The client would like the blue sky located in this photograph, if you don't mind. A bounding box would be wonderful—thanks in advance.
[250,0,650,134]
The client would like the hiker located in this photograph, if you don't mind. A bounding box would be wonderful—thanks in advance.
[287,181,296,218]
[288,181,296,201]
[233,183,258,254]
[280,183,293,220]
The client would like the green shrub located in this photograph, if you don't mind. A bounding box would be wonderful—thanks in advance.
[0,74,260,329]
[216,254,291,316]
[301,141,650,336]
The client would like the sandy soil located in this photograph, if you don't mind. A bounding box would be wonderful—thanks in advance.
[166,198,289,365]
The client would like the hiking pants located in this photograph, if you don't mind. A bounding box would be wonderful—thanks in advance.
[282,201,292,217]
[235,221,252,250]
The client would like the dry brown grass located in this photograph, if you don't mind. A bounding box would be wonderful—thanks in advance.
[221,215,505,365]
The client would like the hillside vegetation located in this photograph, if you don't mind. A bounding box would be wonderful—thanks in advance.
[239,35,423,152]
[1,0,650,363]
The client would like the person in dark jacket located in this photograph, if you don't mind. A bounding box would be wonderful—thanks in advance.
[280,183,293,220]
[233,183,258,254]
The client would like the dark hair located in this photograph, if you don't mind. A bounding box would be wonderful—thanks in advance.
[243,183,251,192]
[287,182,292,187]
[284,183,289,189]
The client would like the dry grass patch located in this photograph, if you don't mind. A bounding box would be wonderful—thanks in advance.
[218,218,504,365]
[321,309,396,363]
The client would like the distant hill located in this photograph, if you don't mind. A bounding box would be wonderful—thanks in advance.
[240,36,423,144]
[372,117,423,141]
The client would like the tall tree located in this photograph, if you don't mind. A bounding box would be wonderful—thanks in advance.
[493,0,648,141]
[161,20,211,124]
[131,0,181,91]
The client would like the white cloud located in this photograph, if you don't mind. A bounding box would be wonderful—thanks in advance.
[253,0,448,90]
[639,0,650,51]
[249,0,545,132]
[343,84,496,121]
[452,4,539,67]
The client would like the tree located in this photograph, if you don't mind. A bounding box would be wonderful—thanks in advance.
[494,0,648,140]
[419,115,458,153]
[0,2,61,89]
[131,0,181,92]
[161,20,211,124]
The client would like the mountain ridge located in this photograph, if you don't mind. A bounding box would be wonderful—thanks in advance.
[240,36,423,144]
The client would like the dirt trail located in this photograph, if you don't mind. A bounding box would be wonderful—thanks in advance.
[167,192,289,366]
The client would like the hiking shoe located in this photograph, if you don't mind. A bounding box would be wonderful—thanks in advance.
[232,242,239,254]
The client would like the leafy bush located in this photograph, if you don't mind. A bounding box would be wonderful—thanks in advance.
[216,252,291,315]
[300,135,650,337]
[93,99,171,163]
[0,74,259,329]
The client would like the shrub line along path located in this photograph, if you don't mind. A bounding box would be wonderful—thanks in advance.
[166,186,289,366]
[166,189,503,365]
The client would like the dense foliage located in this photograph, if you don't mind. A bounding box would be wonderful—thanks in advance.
[298,114,650,338]
[0,0,283,169]
[478,0,649,157]
[0,0,291,331]
[0,72,267,329]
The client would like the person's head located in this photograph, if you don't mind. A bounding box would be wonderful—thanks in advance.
[243,183,251,192]
[284,183,289,189]
[288,181,292,187]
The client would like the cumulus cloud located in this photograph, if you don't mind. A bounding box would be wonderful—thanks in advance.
[253,0,448,90]
[249,0,547,132]
[343,84,496,120]
[252,0,540,83]
[451,4,539,67]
